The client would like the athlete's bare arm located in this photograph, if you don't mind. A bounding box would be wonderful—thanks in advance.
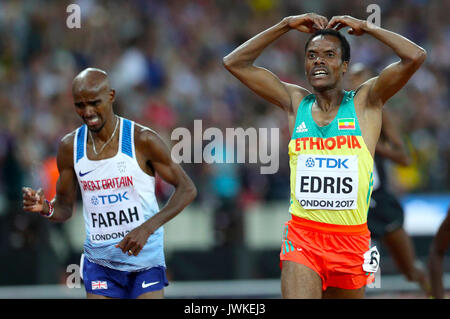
[327,15,426,107]
[428,209,450,298]
[223,14,327,129]
[326,15,426,154]
[115,127,197,256]
[375,110,410,166]
[22,132,78,222]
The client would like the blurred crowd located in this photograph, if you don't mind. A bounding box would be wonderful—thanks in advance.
[0,0,448,283]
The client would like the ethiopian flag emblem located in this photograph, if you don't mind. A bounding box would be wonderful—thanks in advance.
[338,118,355,130]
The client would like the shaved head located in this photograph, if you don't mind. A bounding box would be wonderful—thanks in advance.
[72,67,116,133]
[72,67,111,96]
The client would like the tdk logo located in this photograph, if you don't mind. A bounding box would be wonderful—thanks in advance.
[91,192,129,205]
[91,196,100,206]
[309,157,349,169]
[305,158,315,167]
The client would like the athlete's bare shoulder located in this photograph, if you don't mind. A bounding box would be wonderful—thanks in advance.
[134,122,161,143]
[57,130,77,168]
[353,77,384,110]
[285,83,311,115]
[61,130,77,144]
[351,78,384,157]
[133,122,170,157]
[352,78,384,124]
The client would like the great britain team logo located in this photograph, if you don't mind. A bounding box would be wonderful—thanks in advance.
[117,161,126,173]
[91,281,108,290]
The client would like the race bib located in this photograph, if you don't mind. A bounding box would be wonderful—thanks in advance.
[84,190,145,243]
[363,246,380,273]
[295,154,359,210]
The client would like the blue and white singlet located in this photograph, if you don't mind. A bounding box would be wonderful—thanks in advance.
[73,117,165,272]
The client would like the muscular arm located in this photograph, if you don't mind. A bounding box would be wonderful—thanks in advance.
[223,14,327,113]
[22,133,78,222]
[428,210,450,298]
[139,129,197,232]
[116,128,197,256]
[327,16,426,107]
[375,110,410,166]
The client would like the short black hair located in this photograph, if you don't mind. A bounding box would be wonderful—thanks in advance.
[305,29,351,62]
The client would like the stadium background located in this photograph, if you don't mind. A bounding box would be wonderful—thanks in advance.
[0,0,448,298]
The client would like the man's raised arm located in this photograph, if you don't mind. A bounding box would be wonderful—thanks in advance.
[223,13,328,112]
[327,15,426,106]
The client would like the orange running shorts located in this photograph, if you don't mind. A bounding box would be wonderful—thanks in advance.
[280,215,376,291]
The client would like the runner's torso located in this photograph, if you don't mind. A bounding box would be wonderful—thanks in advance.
[289,90,374,226]
[73,117,165,271]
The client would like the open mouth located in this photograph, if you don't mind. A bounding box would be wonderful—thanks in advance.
[312,69,328,78]
[84,116,101,126]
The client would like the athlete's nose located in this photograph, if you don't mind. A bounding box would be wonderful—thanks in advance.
[314,56,325,65]
[83,105,96,117]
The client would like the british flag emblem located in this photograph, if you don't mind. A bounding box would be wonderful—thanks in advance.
[91,281,108,290]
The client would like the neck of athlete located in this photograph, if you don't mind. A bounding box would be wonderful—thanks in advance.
[313,87,345,113]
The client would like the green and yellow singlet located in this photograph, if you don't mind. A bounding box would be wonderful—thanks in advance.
[288,90,374,226]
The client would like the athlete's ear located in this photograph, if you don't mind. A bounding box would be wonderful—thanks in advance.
[109,89,116,103]
[342,61,349,75]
